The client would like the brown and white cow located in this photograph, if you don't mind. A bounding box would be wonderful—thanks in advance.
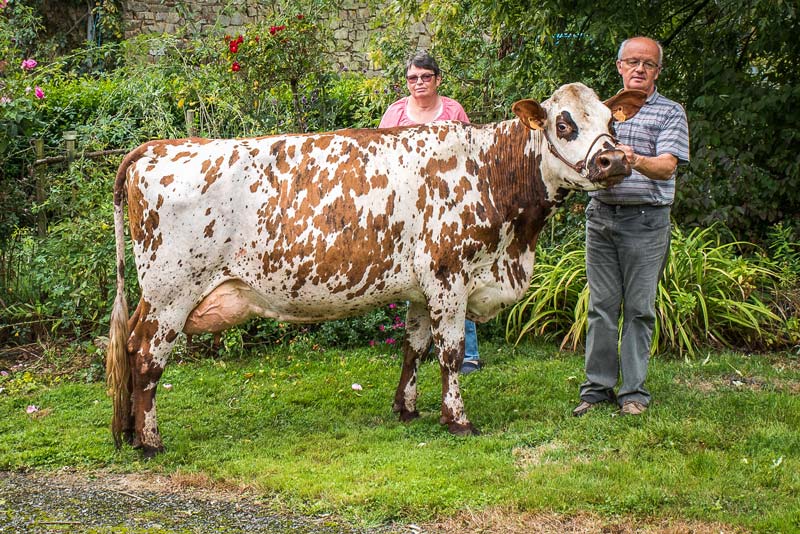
[106,82,645,456]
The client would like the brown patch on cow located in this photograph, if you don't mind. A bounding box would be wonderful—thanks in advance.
[200,159,212,174]
[271,140,290,174]
[160,174,174,186]
[370,173,389,189]
[152,144,168,157]
[171,151,195,162]
[205,207,212,216]
[249,181,259,193]
[156,195,164,210]
[228,148,240,167]
[201,156,224,194]
[204,219,216,238]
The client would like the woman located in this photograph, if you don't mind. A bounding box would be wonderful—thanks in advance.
[379,51,469,128]
[378,51,479,375]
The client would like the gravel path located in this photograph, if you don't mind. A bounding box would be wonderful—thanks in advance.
[0,470,403,534]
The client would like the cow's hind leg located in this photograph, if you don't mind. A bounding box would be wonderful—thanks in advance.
[126,300,181,458]
[393,302,431,421]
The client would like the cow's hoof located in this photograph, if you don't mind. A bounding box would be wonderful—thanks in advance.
[141,445,165,459]
[398,409,420,422]
[446,421,481,436]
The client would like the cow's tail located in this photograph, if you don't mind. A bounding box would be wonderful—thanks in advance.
[106,146,147,449]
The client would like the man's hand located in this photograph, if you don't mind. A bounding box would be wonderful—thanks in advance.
[615,143,678,181]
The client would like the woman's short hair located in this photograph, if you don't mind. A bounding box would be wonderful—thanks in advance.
[406,51,441,76]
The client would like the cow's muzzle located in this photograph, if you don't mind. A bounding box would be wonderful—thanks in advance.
[588,148,631,186]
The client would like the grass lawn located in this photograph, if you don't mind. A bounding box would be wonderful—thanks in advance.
[1,339,798,532]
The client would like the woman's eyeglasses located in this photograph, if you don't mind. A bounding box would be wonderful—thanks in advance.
[406,73,435,83]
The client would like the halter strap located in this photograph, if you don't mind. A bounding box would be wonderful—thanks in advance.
[543,130,618,176]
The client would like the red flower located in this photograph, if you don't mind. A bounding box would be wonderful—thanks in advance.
[229,41,239,53]
[296,14,304,20]
[231,61,241,72]
[269,26,277,35]
[236,35,244,44]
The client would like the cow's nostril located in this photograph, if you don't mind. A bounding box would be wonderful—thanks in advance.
[597,156,610,169]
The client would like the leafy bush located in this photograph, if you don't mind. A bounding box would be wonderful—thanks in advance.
[507,224,794,357]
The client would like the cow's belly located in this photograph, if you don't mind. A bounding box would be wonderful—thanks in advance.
[184,271,423,333]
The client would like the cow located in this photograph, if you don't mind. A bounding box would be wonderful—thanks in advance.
[106,82,646,457]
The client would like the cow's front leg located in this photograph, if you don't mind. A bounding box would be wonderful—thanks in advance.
[430,305,480,436]
[393,302,431,421]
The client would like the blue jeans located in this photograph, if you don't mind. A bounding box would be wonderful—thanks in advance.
[580,200,670,406]
[464,319,479,361]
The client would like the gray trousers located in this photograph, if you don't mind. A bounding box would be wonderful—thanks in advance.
[580,199,671,407]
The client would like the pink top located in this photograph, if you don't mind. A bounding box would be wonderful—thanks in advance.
[378,96,470,128]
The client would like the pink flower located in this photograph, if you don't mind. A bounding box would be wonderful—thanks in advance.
[351,383,363,391]
[385,338,396,345]
[378,325,385,332]
[388,303,397,309]
[21,59,37,70]
[0,0,7,9]
[26,405,39,414]
[0,97,10,105]
[34,86,45,99]
[0,370,8,376]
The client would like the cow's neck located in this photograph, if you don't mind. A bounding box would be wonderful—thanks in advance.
[477,120,563,245]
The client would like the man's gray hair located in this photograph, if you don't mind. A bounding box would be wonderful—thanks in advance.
[617,37,663,65]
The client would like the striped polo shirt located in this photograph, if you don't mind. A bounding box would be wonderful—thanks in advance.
[591,88,690,206]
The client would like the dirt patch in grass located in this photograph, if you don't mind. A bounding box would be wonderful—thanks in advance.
[676,373,800,395]
[0,470,748,534]
[423,508,748,533]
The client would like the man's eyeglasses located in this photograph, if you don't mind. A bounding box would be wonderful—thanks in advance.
[406,73,435,83]
[619,58,660,71]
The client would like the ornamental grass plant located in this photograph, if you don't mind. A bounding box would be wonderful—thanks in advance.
[507,222,798,358]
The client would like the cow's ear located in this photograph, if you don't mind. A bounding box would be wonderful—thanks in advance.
[512,99,546,131]
[604,89,648,122]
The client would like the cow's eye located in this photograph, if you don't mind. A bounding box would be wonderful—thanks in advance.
[556,112,578,141]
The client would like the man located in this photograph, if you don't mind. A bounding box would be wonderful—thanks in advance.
[573,36,690,416]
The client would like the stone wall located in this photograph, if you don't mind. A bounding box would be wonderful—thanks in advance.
[120,0,431,75]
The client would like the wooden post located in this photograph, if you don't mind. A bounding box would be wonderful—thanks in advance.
[33,139,47,237]
[185,109,196,137]
[63,130,77,162]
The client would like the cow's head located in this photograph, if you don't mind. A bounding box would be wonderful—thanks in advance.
[512,82,646,190]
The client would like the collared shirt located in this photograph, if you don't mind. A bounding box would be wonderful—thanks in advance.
[591,88,690,206]
[378,96,470,128]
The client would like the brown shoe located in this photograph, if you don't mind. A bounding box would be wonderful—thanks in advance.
[572,400,598,417]
[620,401,647,416]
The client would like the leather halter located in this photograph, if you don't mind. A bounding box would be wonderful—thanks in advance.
[542,129,618,177]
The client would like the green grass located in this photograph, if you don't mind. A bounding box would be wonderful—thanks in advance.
[1,341,799,531]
